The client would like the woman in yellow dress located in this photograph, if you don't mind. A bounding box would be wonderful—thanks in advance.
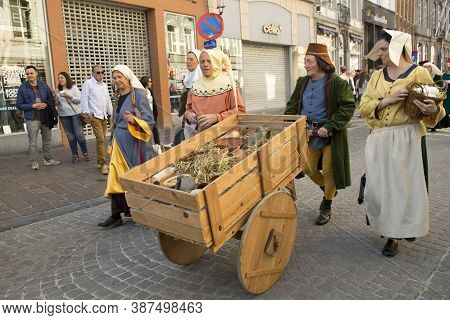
[360,30,445,257]
[98,65,156,229]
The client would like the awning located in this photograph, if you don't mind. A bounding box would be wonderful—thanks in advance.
[350,34,363,43]
[317,24,338,37]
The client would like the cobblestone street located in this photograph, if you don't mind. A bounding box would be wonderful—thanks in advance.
[1,118,449,300]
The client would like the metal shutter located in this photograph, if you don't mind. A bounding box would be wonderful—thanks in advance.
[61,0,150,136]
[242,43,288,112]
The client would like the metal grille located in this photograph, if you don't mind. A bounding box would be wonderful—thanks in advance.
[61,0,151,136]
[242,43,288,112]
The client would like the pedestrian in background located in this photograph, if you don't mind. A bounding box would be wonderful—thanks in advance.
[16,65,61,170]
[360,30,445,257]
[340,66,357,100]
[285,43,355,226]
[173,49,202,145]
[54,72,90,163]
[81,65,113,175]
[140,76,161,147]
[98,65,156,229]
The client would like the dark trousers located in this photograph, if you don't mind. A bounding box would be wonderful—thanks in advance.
[111,193,130,220]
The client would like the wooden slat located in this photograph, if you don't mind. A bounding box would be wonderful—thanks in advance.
[131,210,211,246]
[122,114,238,181]
[245,267,285,278]
[295,117,308,172]
[203,183,226,248]
[268,136,298,170]
[212,151,259,195]
[126,193,203,229]
[273,166,303,191]
[266,124,297,156]
[237,120,292,127]
[220,171,263,223]
[212,210,249,253]
[257,144,273,195]
[271,151,300,187]
[121,179,205,211]
[237,114,300,122]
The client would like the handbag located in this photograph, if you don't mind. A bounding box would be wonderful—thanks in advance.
[64,96,91,126]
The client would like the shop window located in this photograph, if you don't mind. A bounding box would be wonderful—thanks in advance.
[1,0,51,135]
[9,0,32,39]
[165,13,196,57]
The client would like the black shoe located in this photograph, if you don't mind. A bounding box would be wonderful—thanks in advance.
[315,198,332,225]
[97,216,123,229]
[382,239,398,257]
[405,237,416,242]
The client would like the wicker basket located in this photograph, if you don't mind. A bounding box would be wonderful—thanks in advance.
[404,81,448,118]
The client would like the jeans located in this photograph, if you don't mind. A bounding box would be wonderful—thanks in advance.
[26,119,52,162]
[59,115,88,156]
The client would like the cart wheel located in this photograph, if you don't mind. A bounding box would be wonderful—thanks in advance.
[158,232,207,266]
[238,191,297,294]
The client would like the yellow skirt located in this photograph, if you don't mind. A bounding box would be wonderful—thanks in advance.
[104,138,130,197]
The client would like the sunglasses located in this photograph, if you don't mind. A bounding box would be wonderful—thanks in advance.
[96,71,105,75]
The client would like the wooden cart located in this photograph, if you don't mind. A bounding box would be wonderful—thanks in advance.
[120,114,308,294]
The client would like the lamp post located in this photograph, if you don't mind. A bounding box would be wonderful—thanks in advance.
[217,0,226,15]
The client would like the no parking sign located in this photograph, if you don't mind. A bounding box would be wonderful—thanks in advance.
[197,13,224,40]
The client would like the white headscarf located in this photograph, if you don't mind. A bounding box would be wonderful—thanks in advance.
[423,62,443,79]
[183,49,202,89]
[366,29,413,66]
[112,65,145,90]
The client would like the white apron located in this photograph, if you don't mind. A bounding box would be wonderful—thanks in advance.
[364,123,429,238]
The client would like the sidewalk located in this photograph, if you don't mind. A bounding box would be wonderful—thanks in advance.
[0,139,108,231]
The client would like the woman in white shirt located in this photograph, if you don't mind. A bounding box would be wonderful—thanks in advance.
[140,76,160,145]
[54,72,90,162]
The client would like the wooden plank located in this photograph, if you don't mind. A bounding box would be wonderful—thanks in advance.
[131,209,211,246]
[268,136,298,170]
[212,211,249,253]
[121,179,205,211]
[245,267,285,278]
[257,144,273,195]
[126,193,204,229]
[237,120,292,127]
[122,114,238,182]
[212,151,259,195]
[271,151,300,187]
[266,124,297,156]
[203,183,226,249]
[273,166,303,191]
[220,171,263,223]
[295,117,308,173]
[238,114,301,122]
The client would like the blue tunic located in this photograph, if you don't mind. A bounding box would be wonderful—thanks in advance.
[301,75,329,150]
[113,89,156,168]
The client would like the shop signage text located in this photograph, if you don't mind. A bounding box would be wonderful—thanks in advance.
[263,24,282,35]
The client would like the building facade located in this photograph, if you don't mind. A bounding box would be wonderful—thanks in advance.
[414,0,450,70]
[314,0,365,73]
[209,0,315,112]
[362,0,396,70]
[395,0,415,37]
[0,0,209,153]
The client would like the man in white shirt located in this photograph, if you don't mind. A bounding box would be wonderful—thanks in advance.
[81,66,113,175]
